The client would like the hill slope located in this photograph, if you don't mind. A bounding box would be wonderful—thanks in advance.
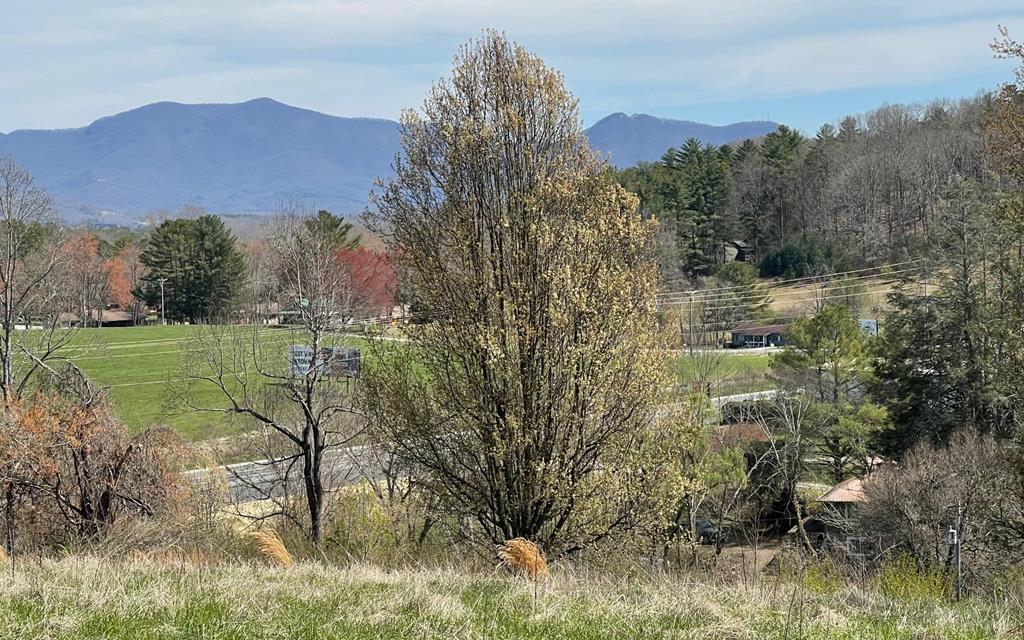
[0,100,780,222]
[586,113,779,167]
[2,558,1007,639]
[0,98,399,221]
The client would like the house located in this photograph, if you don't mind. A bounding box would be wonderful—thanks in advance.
[58,309,141,328]
[791,477,873,559]
[729,323,788,348]
[58,312,81,328]
[722,239,751,263]
[87,309,137,327]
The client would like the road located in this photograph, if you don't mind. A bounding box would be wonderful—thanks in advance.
[191,390,780,503]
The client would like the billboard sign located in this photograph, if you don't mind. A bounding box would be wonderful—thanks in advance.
[288,345,360,378]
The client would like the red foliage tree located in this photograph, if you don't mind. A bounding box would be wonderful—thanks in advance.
[335,248,396,318]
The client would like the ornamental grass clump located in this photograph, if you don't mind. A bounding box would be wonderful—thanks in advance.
[251,528,293,567]
[498,538,548,580]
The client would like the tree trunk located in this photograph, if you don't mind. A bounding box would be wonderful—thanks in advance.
[304,443,324,545]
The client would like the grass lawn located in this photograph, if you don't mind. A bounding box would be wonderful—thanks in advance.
[39,324,772,442]
[676,351,774,396]
[56,325,362,442]
[0,557,1017,639]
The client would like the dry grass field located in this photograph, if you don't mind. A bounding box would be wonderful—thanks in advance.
[0,556,1019,639]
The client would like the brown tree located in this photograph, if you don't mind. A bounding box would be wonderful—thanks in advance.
[988,26,1024,187]
[2,367,185,558]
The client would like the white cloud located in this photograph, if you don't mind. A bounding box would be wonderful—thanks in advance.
[1,0,1022,130]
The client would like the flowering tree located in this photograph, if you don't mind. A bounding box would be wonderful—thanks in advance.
[364,32,666,554]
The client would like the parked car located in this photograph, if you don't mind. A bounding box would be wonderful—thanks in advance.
[696,517,723,545]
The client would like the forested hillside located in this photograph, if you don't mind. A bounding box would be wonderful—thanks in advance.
[619,97,990,281]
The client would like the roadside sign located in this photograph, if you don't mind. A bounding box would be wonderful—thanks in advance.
[288,345,360,378]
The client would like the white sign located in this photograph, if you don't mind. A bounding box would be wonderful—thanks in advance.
[287,345,360,378]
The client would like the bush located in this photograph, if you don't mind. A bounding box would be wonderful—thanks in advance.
[759,244,828,278]
[0,368,188,551]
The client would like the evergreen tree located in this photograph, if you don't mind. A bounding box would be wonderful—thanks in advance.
[303,210,360,251]
[772,305,889,481]
[137,215,246,322]
[872,180,1019,456]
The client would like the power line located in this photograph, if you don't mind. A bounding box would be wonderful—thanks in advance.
[667,286,900,315]
[656,259,926,297]
[656,267,920,306]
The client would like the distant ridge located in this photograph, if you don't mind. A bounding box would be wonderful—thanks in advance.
[0,98,400,224]
[0,99,782,223]
[585,113,779,168]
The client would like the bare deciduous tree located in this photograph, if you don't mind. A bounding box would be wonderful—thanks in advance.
[0,157,75,406]
[178,210,365,544]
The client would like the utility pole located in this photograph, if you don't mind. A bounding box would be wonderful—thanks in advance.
[687,290,696,357]
[948,501,963,601]
[157,278,168,325]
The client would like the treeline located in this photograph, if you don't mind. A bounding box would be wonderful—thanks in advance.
[51,209,395,325]
[620,97,989,280]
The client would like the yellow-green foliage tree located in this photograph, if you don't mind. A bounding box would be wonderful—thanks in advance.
[643,394,745,564]
[365,32,666,554]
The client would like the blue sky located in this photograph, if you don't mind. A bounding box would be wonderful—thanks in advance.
[3,1,1024,133]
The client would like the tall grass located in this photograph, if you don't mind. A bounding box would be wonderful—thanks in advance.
[251,529,294,567]
[1,555,1020,639]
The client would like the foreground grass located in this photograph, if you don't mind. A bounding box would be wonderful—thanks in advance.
[0,558,1017,639]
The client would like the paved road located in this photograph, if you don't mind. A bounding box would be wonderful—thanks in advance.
[193,390,780,503]
[185,445,377,503]
[711,389,780,408]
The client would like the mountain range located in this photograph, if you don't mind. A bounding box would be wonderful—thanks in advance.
[0,99,779,224]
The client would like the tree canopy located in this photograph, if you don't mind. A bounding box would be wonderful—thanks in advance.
[137,215,246,323]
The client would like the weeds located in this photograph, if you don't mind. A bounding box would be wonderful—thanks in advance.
[0,556,1016,639]
[251,529,293,567]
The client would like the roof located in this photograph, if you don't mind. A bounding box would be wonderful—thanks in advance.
[731,323,788,336]
[88,310,135,323]
[818,477,866,504]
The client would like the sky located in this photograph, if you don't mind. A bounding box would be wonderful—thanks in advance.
[3,1,1024,134]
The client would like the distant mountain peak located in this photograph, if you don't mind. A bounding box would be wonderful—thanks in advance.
[0,98,403,224]
[0,99,783,225]
[584,113,780,167]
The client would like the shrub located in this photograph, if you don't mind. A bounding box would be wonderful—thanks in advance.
[759,244,827,278]
[1,368,187,551]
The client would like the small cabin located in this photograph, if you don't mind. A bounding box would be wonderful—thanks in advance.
[791,477,873,559]
[723,239,751,263]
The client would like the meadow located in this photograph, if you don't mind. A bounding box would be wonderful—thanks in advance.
[0,557,1017,639]
[50,325,772,442]
[57,325,355,441]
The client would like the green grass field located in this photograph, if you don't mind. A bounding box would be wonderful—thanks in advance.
[57,325,360,442]
[676,352,774,396]
[45,325,772,442]
[0,558,1017,639]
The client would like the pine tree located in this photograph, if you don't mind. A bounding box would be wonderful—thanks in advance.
[137,215,246,322]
